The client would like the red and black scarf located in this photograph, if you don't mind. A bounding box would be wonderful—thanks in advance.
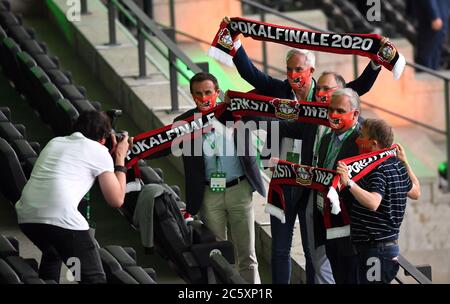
[209,17,405,79]
[125,103,227,174]
[267,145,398,225]
[227,90,330,127]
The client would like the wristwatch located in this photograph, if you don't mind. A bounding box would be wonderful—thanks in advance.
[347,179,355,189]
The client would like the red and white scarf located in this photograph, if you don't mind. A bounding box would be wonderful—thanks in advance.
[227,90,330,127]
[267,145,398,224]
[208,17,405,79]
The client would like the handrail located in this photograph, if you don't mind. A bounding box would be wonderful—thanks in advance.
[104,0,205,111]
[154,21,285,75]
[119,0,202,75]
[397,254,432,284]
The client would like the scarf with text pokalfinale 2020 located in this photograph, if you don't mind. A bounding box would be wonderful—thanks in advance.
[208,17,405,80]
[124,103,227,176]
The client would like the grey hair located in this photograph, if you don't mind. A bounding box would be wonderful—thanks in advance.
[331,88,361,111]
[285,48,315,69]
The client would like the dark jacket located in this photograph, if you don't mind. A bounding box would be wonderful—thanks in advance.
[314,126,360,254]
[173,108,265,215]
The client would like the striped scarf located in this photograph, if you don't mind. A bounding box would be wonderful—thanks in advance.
[208,17,405,79]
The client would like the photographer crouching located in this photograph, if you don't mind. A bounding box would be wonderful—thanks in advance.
[15,110,132,284]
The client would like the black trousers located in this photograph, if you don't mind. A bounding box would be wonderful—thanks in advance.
[325,238,359,284]
[20,223,106,284]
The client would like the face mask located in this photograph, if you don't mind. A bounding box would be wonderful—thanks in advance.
[287,69,311,90]
[315,88,337,103]
[355,137,373,154]
[328,111,355,130]
[194,93,218,112]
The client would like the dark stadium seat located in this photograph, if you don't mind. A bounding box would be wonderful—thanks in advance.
[0,11,20,27]
[0,235,19,258]
[0,121,24,142]
[10,138,38,178]
[6,25,35,43]
[0,24,6,39]
[4,256,43,284]
[34,53,59,71]
[0,137,27,204]
[0,258,22,284]
[99,247,155,284]
[0,1,10,12]
[0,37,21,86]
[52,98,79,136]
[47,69,72,85]
[20,39,46,56]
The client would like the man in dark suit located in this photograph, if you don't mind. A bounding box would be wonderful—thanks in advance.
[314,88,362,284]
[173,72,265,283]
[223,16,384,284]
[408,0,450,70]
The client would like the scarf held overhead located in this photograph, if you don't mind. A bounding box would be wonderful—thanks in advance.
[267,145,398,223]
[227,90,330,127]
[125,103,227,169]
[208,17,405,79]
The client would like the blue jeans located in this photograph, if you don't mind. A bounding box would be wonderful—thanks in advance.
[357,243,400,284]
[20,223,106,284]
[270,190,314,284]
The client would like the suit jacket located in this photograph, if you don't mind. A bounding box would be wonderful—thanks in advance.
[313,126,360,254]
[173,108,265,215]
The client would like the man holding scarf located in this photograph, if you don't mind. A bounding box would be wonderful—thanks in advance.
[313,88,362,284]
[173,72,265,284]
[336,119,420,283]
[222,16,384,284]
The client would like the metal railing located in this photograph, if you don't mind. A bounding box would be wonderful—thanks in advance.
[96,0,205,112]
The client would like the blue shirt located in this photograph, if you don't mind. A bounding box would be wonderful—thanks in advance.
[203,120,244,182]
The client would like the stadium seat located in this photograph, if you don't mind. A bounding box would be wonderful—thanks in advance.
[53,98,79,136]
[0,11,20,27]
[47,69,72,85]
[0,37,21,86]
[0,258,22,284]
[0,121,24,142]
[0,235,18,258]
[10,138,38,178]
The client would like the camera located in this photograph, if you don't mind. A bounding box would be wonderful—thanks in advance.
[106,130,129,151]
[114,130,128,142]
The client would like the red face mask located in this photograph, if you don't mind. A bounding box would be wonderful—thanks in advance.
[315,88,337,103]
[355,137,373,154]
[194,93,218,112]
[328,111,355,130]
[287,69,311,90]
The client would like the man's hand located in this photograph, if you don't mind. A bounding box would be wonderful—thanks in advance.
[431,17,443,31]
[336,161,350,187]
[114,132,130,163]
[224,90,231,104]
[223,16,231,24]
[396,143,408,164]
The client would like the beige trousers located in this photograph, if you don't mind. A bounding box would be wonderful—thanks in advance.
[200,179,261,284]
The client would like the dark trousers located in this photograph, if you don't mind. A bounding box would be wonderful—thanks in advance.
[20,223,106,284]
[270,194,314,284]
[325,238,358,284]
[356,243,400,284]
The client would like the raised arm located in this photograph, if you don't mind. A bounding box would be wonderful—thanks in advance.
[396,144,421,200]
